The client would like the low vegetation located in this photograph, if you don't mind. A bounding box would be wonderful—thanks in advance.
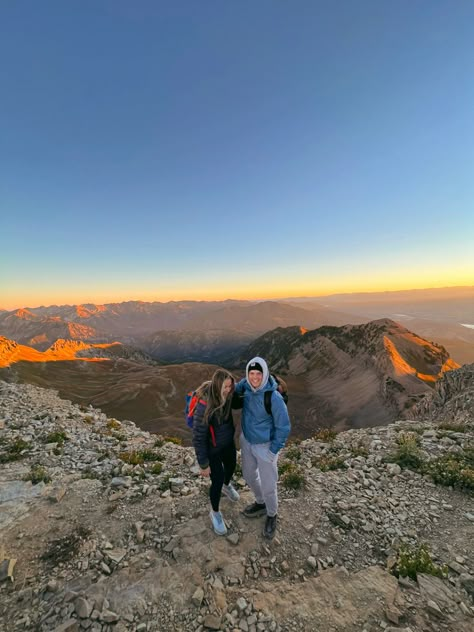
[43,430,68,446]
[150,462,163,475]
[424,449,474,493]
[106,418,122,430]
[40,526,91,568]
[164,436,182,445]
[24,464,51,484]
[387,432,424,470]
[350,445,369,458]
[158,473,173,491]
[0,438,31,463]
[118,449,163,465]
[279,462,306,490]
[312,454,347,471]
[392,542,448,581]
[285,444,302,461]
[313,428,337,442]
[386,433,473,494]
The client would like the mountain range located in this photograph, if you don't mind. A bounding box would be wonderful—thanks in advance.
[0,317,459,441]
[1,288,473,364]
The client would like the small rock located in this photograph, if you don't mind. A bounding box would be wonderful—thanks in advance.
[0,558,16,582]
[426,600,443,619]
[75,597,93,619]
[192,587,204,607]
[203,614,221,630]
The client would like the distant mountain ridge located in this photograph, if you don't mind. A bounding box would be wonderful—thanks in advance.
[0,299,366,362]
[2,290,473,363]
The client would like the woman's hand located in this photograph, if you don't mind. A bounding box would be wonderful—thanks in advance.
[200,466,210,477]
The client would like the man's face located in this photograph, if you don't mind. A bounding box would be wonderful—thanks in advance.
[248,370,263,389]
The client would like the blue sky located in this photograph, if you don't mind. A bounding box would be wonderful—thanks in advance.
[1,1,473,309]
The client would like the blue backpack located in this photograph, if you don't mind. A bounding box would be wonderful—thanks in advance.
[184,390,216,447]
[185,391,207,429]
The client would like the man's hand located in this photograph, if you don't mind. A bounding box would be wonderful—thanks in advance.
[200,466,210,477]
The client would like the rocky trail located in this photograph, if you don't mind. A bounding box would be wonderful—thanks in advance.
[0,381,473,632]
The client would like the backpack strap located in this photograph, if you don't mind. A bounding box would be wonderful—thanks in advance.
[209,424,216,448]
[264,390,272,416]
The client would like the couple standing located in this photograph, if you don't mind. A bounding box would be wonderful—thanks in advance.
[192,356,291,540]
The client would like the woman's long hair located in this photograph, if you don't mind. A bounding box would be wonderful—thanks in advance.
[195,369,235,424]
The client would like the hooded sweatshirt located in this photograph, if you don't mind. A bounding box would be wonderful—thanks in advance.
[234,356,290,454]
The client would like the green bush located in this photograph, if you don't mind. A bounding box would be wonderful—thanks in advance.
[44,430,68,445]
[312,455,347,471]
[150,462,163,475]
[280,463,306,490]
[350,445,369,458]
[392,543,448,581]
[153,437,164,448]
[313,428,337,442]
[0,438,31,463]
[106,418,121,430]
[141,449,163,462]
[159,474,172,491]
[397,431,421,446]
[164,436,183,445]
[387,434,424,470]
[424,450,474,492]
[112,432,127,442]
[278,460,295,476]
[285,444,302,461]
[24,465,51,484]
[119,449,162,464]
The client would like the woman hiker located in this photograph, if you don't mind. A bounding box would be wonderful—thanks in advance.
[192,369,240,535]
[234,356,291,540]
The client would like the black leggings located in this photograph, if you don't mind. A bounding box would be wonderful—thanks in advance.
[209,442,236,512]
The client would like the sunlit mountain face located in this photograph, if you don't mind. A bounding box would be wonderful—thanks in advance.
[228,319,459,436]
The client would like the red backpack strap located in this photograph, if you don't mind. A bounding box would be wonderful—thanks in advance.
[209,424,216,448]
[189,396,207,418]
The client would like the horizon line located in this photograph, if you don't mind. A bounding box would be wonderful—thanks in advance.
[2,283,472,312]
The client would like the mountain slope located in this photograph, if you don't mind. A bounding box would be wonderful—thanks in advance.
[231,319,459,433]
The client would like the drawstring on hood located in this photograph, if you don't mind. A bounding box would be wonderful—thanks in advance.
[246,356,269,392]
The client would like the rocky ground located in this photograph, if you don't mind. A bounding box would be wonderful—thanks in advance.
[0,380,473,632]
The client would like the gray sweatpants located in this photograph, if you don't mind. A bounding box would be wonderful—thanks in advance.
[240,433,279,517]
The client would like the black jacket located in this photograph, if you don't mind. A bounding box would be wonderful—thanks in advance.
[192,400,235,469]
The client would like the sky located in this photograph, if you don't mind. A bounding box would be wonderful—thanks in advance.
[1,1,473,310]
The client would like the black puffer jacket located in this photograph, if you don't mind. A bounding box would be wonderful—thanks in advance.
[192,399,235,469]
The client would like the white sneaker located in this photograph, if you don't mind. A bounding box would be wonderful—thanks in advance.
[222,483,240,502]
[209,510,227,536]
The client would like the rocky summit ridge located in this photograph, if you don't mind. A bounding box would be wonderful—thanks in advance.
[0,381,473,632]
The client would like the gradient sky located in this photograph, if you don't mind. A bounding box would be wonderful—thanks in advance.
[1,1,473,310]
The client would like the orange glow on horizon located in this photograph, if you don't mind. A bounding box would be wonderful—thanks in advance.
[2,281,472,311]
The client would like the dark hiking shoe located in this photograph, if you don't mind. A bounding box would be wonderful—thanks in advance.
[263,514,278,539]
[243,502,266,518]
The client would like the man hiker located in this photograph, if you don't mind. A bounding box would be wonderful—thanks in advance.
[234,356,291,539]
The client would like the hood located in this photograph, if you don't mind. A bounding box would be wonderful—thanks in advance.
[246,356,269,392]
